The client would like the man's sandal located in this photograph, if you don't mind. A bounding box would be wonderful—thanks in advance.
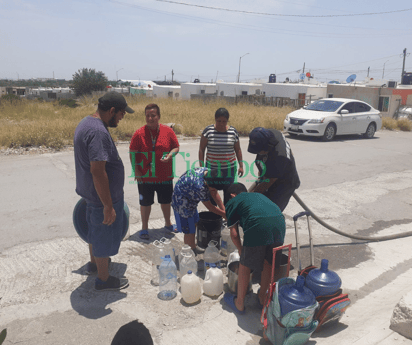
[139,229,149,240]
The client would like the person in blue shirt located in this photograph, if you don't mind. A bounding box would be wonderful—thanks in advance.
[172,168,226,251]
[223,182,286,314]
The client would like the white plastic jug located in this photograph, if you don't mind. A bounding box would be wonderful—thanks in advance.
[151,240,165,286]
[204,240,221,270]
[160,237,176,264]
[179,244,196,268]
[228,249,240,266]
[220,227,236,257]
[203,266,224,297]
[179,252,198,278]
[158,255,178,300]
[181,270,202,304]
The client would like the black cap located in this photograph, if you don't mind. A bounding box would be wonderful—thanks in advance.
[247,127,272,154]
[98,92,134,113]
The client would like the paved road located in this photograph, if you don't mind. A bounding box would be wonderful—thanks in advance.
[1,129,412,344]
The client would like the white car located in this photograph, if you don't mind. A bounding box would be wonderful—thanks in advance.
[283,98,382,141]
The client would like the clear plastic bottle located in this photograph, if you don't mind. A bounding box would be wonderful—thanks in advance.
[181,270,202,304]
[160,237,176,264]
[151,240,165,286]
[158,255,178,300]
[220,226,236,258]
[179,252,198,278]
[204,240,221,270]
[178,244,196,269]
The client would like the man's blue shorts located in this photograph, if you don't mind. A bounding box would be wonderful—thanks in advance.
[174,209,199,234]
[86,198,124,258]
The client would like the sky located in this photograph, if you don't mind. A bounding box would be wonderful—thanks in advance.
[0,0,411,83]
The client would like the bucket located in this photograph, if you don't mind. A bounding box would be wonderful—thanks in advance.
[227,261,253,295]
[196,211,222,249]
[73,198,129,243]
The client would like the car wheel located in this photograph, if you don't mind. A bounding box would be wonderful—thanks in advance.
[322,123,336,141]
[363,123,376,139]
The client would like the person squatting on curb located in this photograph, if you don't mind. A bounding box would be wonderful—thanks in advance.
[172,167,226,252]
[223,182,286,314]
[247,127,300,212]
[129,103,180,240]
[74,92,132,291]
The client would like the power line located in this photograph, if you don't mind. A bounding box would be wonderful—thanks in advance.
[154,0,412,18]
[109,0,412,38]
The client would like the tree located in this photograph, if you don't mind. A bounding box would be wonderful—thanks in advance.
[72,68,108,96]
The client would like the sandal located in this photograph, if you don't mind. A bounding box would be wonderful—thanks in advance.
[164,224,179,233]
[139,229,149,240]
[223,292,246,315]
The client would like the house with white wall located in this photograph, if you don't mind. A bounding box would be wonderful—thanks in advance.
[181,83,216,100]
[153,85,181,100]
[216,82,263,97]
[262,82,327,103]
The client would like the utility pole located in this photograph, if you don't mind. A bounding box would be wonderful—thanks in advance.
[367,67,370,77]
[171,69,174,83]
[302,62,305,75]
[401,48,408,82]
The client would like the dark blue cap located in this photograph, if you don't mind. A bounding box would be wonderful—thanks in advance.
[247,127,272,154]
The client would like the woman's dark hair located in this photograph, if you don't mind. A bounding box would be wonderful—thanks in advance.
[145,103,161,117]
[227,183,247,196]
[215,107,229,120]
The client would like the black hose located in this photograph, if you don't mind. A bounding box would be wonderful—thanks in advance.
[292,192,412,242]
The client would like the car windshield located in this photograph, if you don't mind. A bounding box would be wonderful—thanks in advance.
[306,100,344,112]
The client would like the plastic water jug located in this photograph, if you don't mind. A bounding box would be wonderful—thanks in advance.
[151,240,165,286]
[179,245,196,268]
[305,259,342,297]
[181,270,202,304]
[179,252,198,278]
[278,275,316,317]
[158,255,178,300]
[220,226,236,257]
[228,249,240,266]
[160,237,176,264]
[203,266,223,297]
[204,240,221,270]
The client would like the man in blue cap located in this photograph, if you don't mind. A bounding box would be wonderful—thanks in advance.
[74,92,133,291]
[247,127,300,211]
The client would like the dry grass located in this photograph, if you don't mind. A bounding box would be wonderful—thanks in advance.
[382,117,412,131]
[0,95,293,149]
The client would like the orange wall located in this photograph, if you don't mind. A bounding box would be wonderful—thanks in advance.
[392,89,412,105]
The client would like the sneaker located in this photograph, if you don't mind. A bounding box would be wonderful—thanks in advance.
[85,258,112,275]
[94,275,129,291]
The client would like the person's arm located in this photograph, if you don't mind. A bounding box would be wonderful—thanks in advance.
[129,151,144,183]
[250,177,278,193]
[90,161,116,225]
[208,187,225,212]
[234,141,244,177]
[198,135,208,167]
[230,224,242,255]
[201,200,226,219]
[160,147,180,162]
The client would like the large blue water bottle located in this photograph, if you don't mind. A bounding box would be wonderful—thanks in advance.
[158,255,178,300]
[278,276,316,317]
[305,259,341,297]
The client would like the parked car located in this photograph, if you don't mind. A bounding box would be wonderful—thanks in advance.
[283,98,382,141]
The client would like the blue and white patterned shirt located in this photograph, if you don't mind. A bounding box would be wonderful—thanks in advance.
[172,167,211,218]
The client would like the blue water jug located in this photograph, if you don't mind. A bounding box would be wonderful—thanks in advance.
[278,276,316,317]
[305,259,341,297]
[158,255,178,300]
